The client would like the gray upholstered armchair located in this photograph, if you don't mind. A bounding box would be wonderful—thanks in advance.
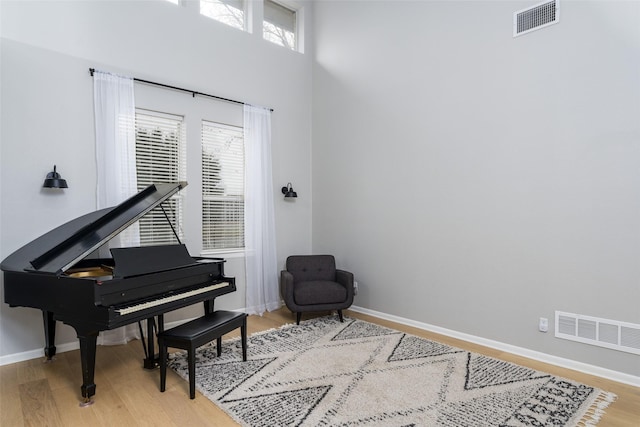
[281,255,355,325]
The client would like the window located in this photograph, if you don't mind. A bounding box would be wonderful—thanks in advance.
[135,109,186,246]
[201,121,244,252]
[200,0,245,31]
[263,0,296,50]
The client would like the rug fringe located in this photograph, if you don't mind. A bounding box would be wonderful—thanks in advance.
[574,391,617,427]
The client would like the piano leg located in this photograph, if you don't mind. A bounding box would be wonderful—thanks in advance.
[76,330,98,406]
[42,310,57,361]
[143,315,163,369]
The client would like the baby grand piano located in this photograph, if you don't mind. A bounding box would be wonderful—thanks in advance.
[1,182,236,405]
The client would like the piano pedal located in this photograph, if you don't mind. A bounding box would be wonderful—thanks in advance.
[143,355,161,370]
[79,397,94,407]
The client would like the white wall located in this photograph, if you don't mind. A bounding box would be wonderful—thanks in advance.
[2,0,639,383]
[312,0,640,377]
[0,0,313,361]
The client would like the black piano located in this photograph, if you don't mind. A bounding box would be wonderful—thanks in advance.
[1,182,236,405]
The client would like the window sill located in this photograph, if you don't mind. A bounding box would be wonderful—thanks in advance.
[200,250,245,259]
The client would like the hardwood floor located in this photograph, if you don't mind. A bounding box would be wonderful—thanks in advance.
[1,308,638,426]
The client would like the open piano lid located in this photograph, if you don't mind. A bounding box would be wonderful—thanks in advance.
[1,182,187,275]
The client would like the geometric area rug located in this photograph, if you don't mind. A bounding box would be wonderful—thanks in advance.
[167,316,617,427]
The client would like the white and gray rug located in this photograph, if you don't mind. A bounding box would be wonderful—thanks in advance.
[167,316,616,427]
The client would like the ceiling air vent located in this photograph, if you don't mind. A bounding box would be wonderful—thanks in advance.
[513,0,559,37]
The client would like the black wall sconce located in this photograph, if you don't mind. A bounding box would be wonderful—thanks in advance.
[281,182,297,198]
[43,165,68,189]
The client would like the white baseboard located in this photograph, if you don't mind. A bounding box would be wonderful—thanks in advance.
[0,341,80,366]
[349,305,640,388]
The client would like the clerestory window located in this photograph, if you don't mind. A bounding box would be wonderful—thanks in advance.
[263,0,297,50]
[200,0,246,31]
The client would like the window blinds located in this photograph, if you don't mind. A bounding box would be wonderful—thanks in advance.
[135,110,186,246]
[264,0,295,33]
[201,120,245,251]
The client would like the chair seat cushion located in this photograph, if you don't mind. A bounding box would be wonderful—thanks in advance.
[294,280,347,305]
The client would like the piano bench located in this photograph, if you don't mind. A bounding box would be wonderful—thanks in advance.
[158,310,248,399]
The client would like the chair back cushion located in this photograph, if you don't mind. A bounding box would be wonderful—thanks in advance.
[286,255,336,282]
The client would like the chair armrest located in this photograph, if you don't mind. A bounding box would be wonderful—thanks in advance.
[280,270,295,306]
[336,269,355,300]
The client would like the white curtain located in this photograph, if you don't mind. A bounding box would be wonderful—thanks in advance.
[93,70,140,345]
[244,105,280,315]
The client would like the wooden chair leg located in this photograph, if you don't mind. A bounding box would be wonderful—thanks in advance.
[296,312,302,325]
[338,310,344,322]
[216,337,222,357]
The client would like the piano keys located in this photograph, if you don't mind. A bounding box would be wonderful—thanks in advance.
[114,281,231,316]
[1,182,236,405]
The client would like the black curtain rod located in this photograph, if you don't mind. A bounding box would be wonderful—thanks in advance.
[89,68,273,112]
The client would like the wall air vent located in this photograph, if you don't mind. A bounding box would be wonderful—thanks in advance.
[555,311,640,355]
[513,0,559,37]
